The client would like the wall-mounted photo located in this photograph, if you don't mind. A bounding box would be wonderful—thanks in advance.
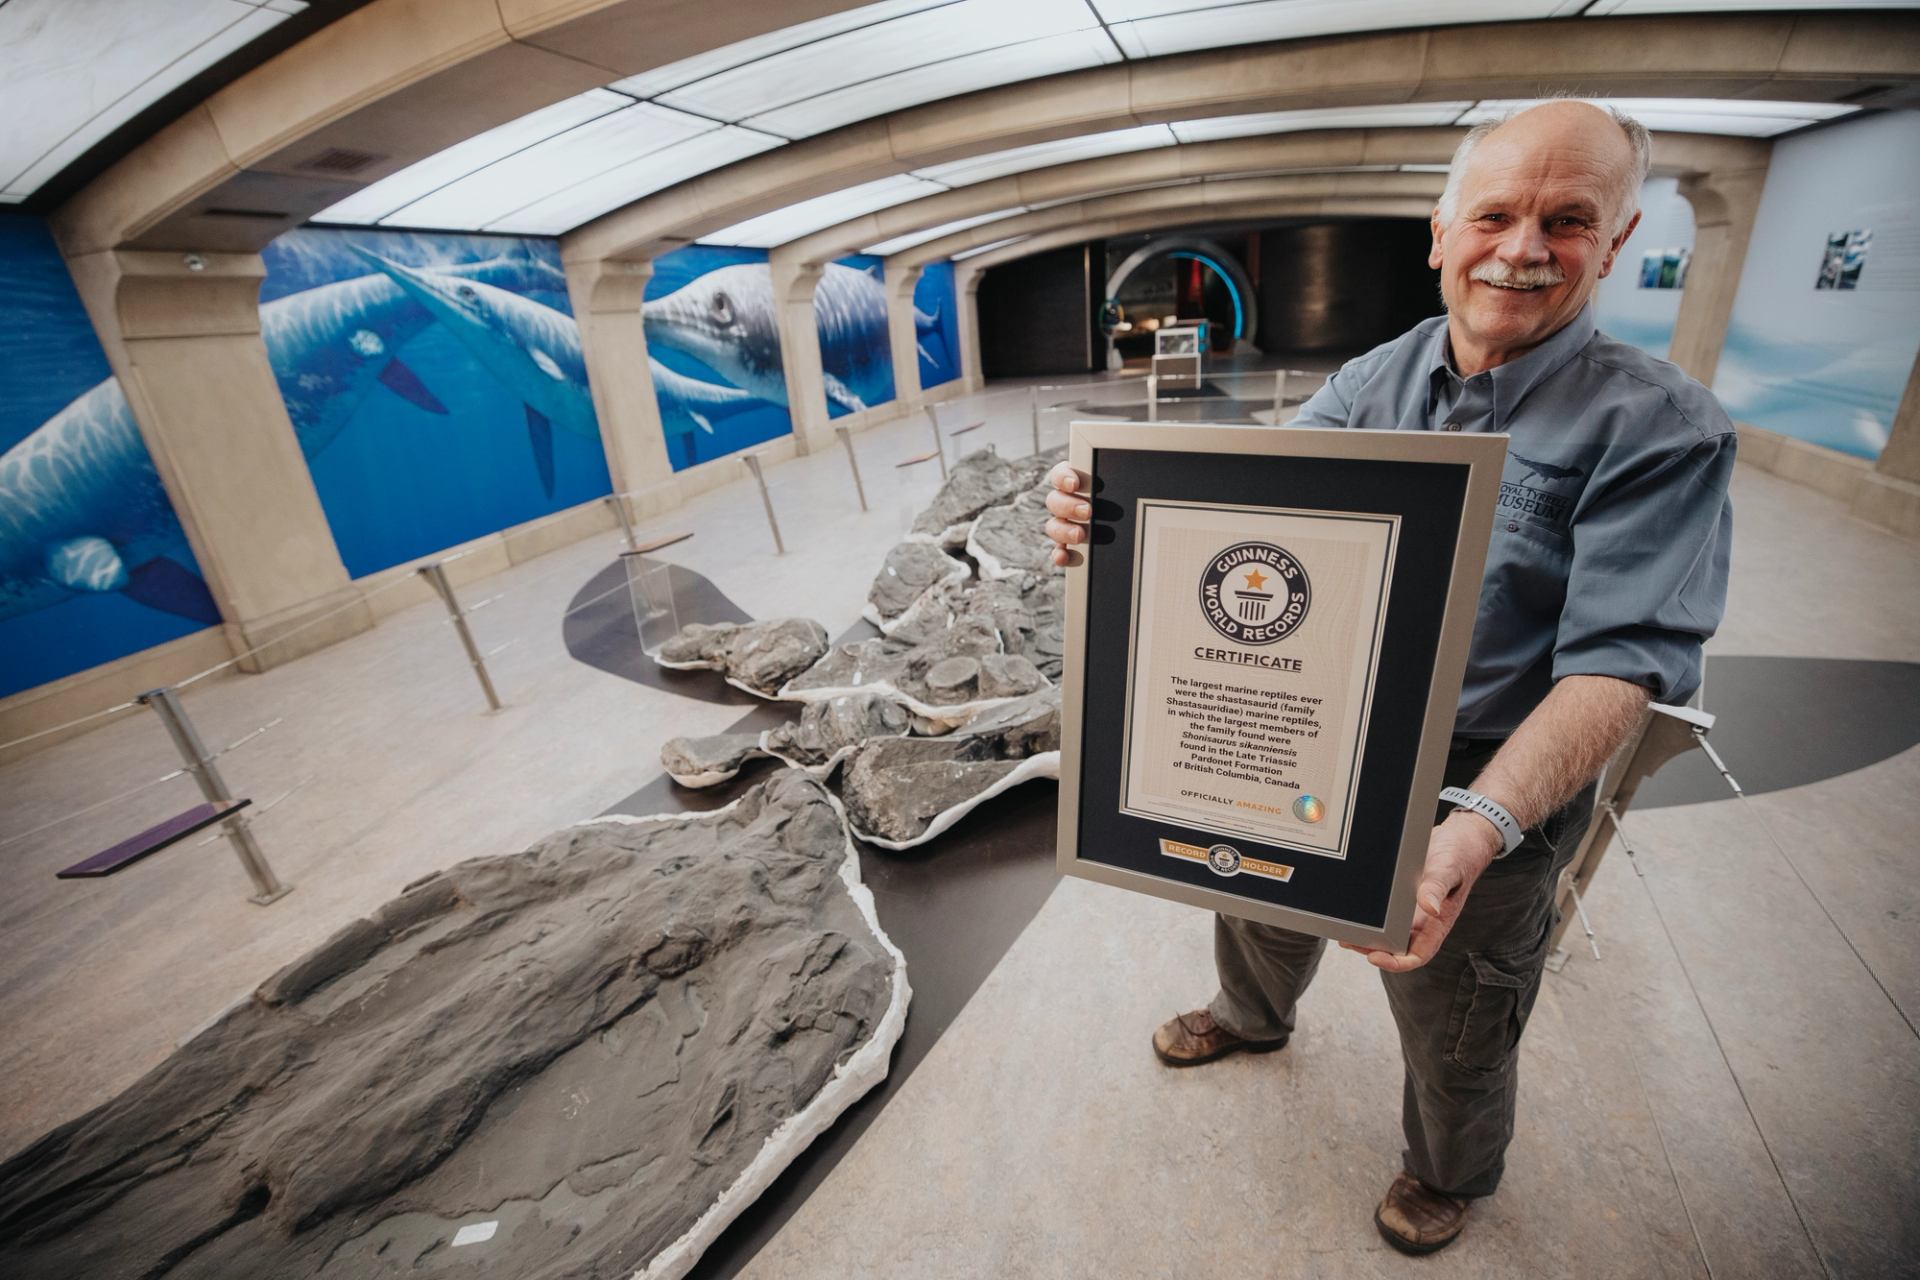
[642,246,796,471]
[1638,247,1691,290]
[259,228,613,578]
[1815,229,1872,290]
[0,217,219,700]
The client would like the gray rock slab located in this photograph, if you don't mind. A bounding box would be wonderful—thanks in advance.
[662,730,765,787]
[864,541,970,627]
[764,694,913,771]
[657,618,830,698]
[837,689,1062,846]
[968,485,1058,580]
[890,572,1064,681]
[0,772,907,1280]
[783,629,1044,722]
[909,449,1028,544]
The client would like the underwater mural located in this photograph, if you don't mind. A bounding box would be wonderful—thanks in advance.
[641,245,796,472]
[258,228,614,578]
[0,216,218,700]
[914,260,961,389]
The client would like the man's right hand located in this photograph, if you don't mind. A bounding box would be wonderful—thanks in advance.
[1041,461,1092,567]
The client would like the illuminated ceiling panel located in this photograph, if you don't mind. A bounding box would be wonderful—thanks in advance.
[1103,0,1573,59]
[481,128,785,236]
[377,103,720,230]
[1168,103,1474,143]
[1,0,304,203]
[1457,97,1859,136]
[952,235,1029,261]
[703,173,951,247]
[311,90,631,225]
[914,125,1179,187]
[862,207,1032,256]
[743,29,1121,139]
[656,0,1106,124]
[609,0,943,99]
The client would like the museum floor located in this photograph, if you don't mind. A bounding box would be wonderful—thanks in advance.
[2,367,1916,1279]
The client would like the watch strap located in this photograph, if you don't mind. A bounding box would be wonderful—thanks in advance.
[1440,786,1524,858]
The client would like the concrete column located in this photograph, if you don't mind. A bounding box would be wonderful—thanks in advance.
[1670,158,1770,388]
[770,260,830,455]
[564,255,678,517]
[885,264,926,415]
[61,249,368,670]
[1875,347,1920,485]
[955,266,986,392]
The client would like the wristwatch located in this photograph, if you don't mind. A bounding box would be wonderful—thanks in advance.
[1439,787,1524,858]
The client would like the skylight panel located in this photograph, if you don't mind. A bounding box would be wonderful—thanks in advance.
[482,127,785,235]
[864,207,1031,256]
[1,0,294,201]
[913,125,1179,187]
[655,0,1104,124]
[312,90,631,225]
[743,28,1120,140]
[952,235,1027,261]
[609,0,943,99]
[1458,98,1858,137]
[703,173,949,247]
[1104,0,1567,59]
[379,103,720,230]
[1168,103,1474,143]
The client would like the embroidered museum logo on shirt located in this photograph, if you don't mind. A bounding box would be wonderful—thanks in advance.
[1498,452,1586,530]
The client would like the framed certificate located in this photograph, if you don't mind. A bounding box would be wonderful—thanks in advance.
[1056,422,1506,950]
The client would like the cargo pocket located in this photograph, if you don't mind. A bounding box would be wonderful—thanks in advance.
[1444,947,1535,1077]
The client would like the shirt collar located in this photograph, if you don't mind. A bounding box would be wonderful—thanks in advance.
[1426,303,1598,426]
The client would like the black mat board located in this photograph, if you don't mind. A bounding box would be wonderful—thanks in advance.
[1073,447,1468,930]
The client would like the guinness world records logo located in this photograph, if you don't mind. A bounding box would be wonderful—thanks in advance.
[1199,542,1311,645]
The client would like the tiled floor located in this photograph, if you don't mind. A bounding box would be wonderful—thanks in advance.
[2,369,1915,1278]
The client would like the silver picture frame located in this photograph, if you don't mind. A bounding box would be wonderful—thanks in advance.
[1056,420,1507,951]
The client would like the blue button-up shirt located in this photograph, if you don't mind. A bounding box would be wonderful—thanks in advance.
[1289,305,1736,737]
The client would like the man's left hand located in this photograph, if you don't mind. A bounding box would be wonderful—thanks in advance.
[1341,813,1502,972]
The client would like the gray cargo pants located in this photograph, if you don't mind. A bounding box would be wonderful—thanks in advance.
[1207,740,1593,1199]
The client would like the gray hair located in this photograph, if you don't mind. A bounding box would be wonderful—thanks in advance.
[1435,100,1652,236]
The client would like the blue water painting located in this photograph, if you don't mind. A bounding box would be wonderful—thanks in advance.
[642,245,794,472]
[914,261,961,388]
[817,255,895,419]
[259,228,613,578]
[0,215,216,700]
[1715,323,1904,460]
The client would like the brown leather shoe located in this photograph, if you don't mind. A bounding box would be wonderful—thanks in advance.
[1374,1172,1470,1255]
[1150,1008,1286,1067]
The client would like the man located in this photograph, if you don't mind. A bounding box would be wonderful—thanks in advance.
[1042,100,1735,1254]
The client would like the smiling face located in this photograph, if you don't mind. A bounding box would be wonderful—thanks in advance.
[1429,102,1642,373]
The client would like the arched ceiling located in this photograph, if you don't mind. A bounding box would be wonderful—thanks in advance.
[43,2,1920,258]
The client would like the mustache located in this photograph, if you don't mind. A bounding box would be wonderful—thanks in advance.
[1470,261,1566,288]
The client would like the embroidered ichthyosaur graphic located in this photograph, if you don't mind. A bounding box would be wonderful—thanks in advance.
[1509,452,1585,484]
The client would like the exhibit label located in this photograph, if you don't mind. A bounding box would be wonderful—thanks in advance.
[1119,500,1397,860]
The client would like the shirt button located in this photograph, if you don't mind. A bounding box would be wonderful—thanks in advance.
[1444,421,1462,432]
[1506,522,1520,532]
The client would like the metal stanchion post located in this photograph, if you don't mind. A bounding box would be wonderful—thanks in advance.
[1147,374,1159,422]
[741,453,786,554]
[139,686,291,905]
[604,493,639,552]
[418,561,504,712]
[834,424,869,511]
[1273,368,1288,420]
[924,405,949,478]
[1029,384,1041,455]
